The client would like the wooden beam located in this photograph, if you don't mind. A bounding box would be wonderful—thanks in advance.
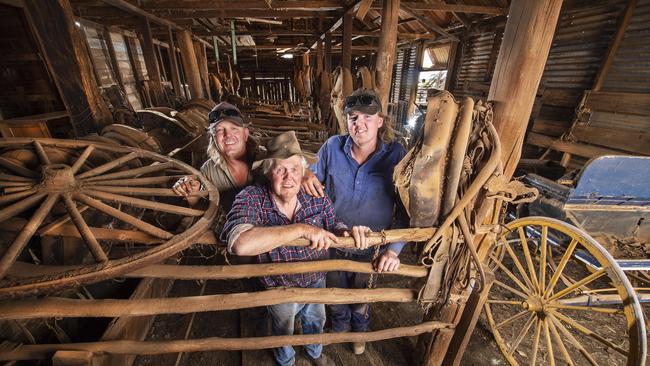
[0,322,452,361]
[143,0,342,10]
[342,12,353,94]
[310,0,364,49]
[324,31,332,72]
[374,0,400,111]
[390,2,508,15]
[444,40,459,90]
[401,3,458,41]
[592,0,637,92]
[23,0,112,136]
[52,351,93,366]
[177,30,204,99]
[407,41,425,118]
[356,0,373,20]
[103,27,126,92]
[527,132,627,158]
[0,288,417,320]
[488,0,564,179]
[193,40,211,99]
[151,9,337,18]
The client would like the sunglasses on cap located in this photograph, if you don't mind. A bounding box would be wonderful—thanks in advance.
[344,94,380,110]
[208,108,242,124]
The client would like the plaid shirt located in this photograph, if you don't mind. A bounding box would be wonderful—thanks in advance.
[221,183,344,288]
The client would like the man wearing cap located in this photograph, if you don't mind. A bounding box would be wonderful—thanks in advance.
[172,101,260,213]
[301,88,408,355]
[221,131,369,366]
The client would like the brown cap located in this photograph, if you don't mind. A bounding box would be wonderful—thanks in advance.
[207,102,246,129]
[252,131,317,170]
[343,88,382,115]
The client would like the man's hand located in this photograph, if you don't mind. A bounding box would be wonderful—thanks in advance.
[172,176,201,206]
[301,169,324,198]
[302,224,338,251]
[343,225,371,250]
[374,249,400,272]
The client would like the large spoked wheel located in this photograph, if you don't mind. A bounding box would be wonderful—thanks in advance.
[485,217,646,366]
[0,138,218,298]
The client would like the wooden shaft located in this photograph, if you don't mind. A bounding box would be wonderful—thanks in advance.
[7,260,428,280]
[84,161,173,182]
[167,27,183,98]
[0,288,417,320]
[177,30,204,99]
[0,321,452,361]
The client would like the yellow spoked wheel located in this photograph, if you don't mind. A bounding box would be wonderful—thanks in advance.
[485,217,646,366]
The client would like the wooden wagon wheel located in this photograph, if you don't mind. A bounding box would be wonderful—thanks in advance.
[0,138,218,299]
[484,217,646,366]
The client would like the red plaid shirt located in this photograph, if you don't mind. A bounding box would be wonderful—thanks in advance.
[221,184,344,288]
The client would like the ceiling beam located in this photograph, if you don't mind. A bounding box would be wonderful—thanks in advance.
[381,2,508,15]
[400,3,458,41]
[100,0,213,49]
[143,0,342,10]
[149,9,338,18]
[309,0,365,49]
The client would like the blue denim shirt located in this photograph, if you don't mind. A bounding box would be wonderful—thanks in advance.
[311,135,409,254]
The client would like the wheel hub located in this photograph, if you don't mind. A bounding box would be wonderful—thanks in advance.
[40,164,76,191]
[522,295,545,314]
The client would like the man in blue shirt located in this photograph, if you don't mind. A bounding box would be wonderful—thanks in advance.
[302,88,408,355]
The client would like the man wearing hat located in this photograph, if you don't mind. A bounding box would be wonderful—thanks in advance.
[172,101,261,213]
[221,131,369,366]
[301,88,408,355]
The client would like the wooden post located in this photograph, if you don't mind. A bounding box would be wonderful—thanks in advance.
[194,40,211,100]
[124,36,148,107]
[374,0,400,111]
[23,0,112,136]
[177,30,204,99]
[324,32,332,73]
[139,18,166,106]
[444,40,459,91]
[407,41,425,118]
[488,0,563,179]
[342,12,353,94]
[167,27,183,99]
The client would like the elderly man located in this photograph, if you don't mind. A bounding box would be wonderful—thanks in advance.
[221,131,369,366]
[302,88,408,355]
[173,101,260,212]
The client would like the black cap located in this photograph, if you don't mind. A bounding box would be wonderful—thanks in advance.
[343,88,382,115]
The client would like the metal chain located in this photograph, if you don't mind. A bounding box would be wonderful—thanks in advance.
[367,230,386,289]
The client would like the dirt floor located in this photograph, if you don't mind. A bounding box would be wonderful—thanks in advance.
[133,247,506,366]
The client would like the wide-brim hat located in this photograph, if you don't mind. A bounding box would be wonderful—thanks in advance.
[252,131,317,170]
[343,88,382,115]
[207,101,246,129]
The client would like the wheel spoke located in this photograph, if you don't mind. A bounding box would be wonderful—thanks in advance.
[548,313,599,366]
[0,192,47,222]
[37,205,88,236]
[496,309,528,330]
[83,189,204,217]
[62,194,108,263]
[0,193,60,278]
[0,173,35,182]
[32,141,51,165]
[0,181,34,188]
[547,312,575,366]
[518,226,539,292]
[0,188,38,205]
[548,302,623,315]
[543,318,555,366]
[530,318,542,366]
[493,280,529,299]
[89,185,208,198]
[507,312,536,355]
[502,240,536,291]
[83,161,173,182]
[70,145,94,174]
[544,238,578,297]
[551,309,627,356]
[86,175,189,187]
[74,193,173,240]
[0,156,40,178]
[539,225,548,294]
[76,151,139,179]
[486,299,522,305]
[547,269,606,302]
[489,254,534,296]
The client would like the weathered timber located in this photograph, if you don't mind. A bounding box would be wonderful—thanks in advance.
[374,0,400,111]
[0,288,417,320]
[8,260,428,280]
[193,40,211,99]
[488,0,563,178]
[177,30,204,99]
[139,18,166,106]
[401,3,458,41]
[527,132,627,158]
[0,321,452,361]
[24,0,112,136]
[341,12,353,95]
[166,27,183,98]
